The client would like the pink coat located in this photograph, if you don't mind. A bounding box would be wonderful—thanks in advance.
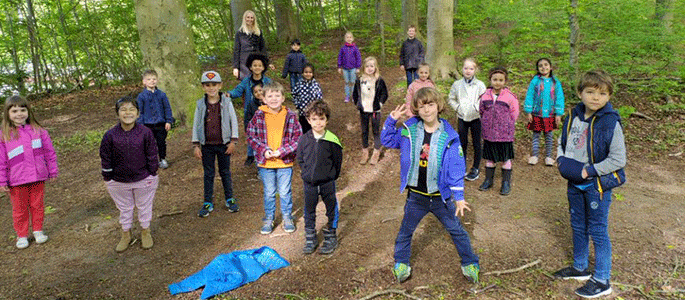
[0,125,59,187]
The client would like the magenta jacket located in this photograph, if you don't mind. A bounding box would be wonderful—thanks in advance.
[479,88,520,142]
[0,125,59,187]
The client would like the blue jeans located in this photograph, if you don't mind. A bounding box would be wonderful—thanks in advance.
[258,167,293,220]
[567,182,613,280]
[288,72,301,91]
[394,191,479,266]
[405,68,418,87]
[342,68,356,98]
[201,144,233,203]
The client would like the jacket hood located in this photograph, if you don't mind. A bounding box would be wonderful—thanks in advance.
[259,105,286,115]
[344,42,356,47]
[404,117,459,143]
[289,49,302,53]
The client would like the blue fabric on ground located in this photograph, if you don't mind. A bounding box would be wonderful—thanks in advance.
[168,246,289,299]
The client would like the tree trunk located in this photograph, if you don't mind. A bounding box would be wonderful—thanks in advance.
[56,0,83,89]
[135,0,201,125]
[401,0,420,41]
[568,0,579,72]
[230,0,252,32]
[2,7,27,94]
[426,0,455,79]
[376,0,386,64]
[318,0,327,30]
[23,0,42,92]
[273,0,299,42]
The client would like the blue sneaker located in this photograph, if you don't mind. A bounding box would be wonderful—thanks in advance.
[198,202,214,218]
[393,263,411,283]
[575,277,612,298]
[260,219,274,235]
[282,215,296,233]
[461,263,480,283]
[225,198,239,212]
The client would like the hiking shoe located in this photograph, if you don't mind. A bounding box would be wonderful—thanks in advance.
[393,263,412,283]
[575,277,612,298]
[461,263,480,283]
[545,157,555,166]
[225,198,239,212]
[33,231,48,244]
[16,237,29,249]
[260,219,274,235]
[344,96,350,103]
[553,266,592,280]
[198,202,214,218]
[159,159,169,169]
[528,156,539,165]
[465,168,480,181]
[244,156,255,166]
[303,230,318,254]
[283,216,296,233]
[319,228,337,255]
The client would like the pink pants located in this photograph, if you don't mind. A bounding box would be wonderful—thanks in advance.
[10,181,45,238]
[105,175,158,231]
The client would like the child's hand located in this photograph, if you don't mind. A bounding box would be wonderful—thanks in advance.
[272,149,281,158]
[165,123,171,131]
[194,146,202,159]
[232,68,240,78]
[264,149,273,159]
[390,103,409,120]
[526,113,533,124]
[400,65,405,71]
[337,68,342,74]
[555,116,562,127]
[581,167,588,179]
[354,68,360,74]
[225,143,235,155]
[455,200,471,217]
[0,186,8,193]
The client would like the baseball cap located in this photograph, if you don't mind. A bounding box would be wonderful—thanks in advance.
[201,71,222,83]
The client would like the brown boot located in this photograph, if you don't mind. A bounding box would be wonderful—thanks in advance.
[116,230,131,252]
[141,228,153,249]
[359,148,370,164]
[369,149,381,165]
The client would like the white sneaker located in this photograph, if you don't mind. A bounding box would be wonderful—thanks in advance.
[159,159,169,169]
[545,157,555,166]
[528,156,538,165]
[16,237,29,249]
[33,231,48,244]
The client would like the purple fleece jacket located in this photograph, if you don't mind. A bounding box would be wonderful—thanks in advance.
[337,43,362,70]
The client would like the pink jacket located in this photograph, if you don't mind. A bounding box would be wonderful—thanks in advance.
[0,125,59,187]
[405,79,436,117]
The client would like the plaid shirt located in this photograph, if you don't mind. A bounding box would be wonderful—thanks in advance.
[247,107,302,166]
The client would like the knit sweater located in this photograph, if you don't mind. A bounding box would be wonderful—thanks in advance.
[100,123,158,183]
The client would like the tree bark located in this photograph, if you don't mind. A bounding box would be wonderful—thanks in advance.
[135,0,201,125]
[426,0,456,79]
[230,0,252,32]
[273,0,299,42]
[568,0,579,72]
[400,0,420,41]
[56,0,83,89]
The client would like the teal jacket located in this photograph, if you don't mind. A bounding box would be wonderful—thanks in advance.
[524,75,565,117]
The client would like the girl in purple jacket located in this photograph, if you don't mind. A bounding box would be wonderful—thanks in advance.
[337,31,362,103]
[0,95,59,249]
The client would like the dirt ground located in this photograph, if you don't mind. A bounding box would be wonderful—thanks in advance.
[1,58,684,300]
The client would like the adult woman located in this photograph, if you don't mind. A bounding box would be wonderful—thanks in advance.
[232,10,274,80]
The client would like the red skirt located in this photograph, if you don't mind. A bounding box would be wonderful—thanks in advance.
[527,115,557,132]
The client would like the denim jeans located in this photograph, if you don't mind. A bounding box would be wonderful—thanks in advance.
[394,191,479,266]
[342,68,356,98]
[567,182,613,280]
[258,167,293,220]
[288,72,301,91]
[201,144,233,203]
[405,68,418,87]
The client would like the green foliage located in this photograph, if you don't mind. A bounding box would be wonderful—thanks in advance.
[53,130,105,153]
[616,105,636,120]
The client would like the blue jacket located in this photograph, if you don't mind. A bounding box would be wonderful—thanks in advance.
[228,76,272,130]
[381,116,465,202]
[136,88,174,125]
[523,75,565,118]
[282,50,307,78]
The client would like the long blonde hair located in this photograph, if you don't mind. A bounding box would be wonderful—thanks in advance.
[361,56,380,80]
[2,95,43,141]
[239,10,261,36]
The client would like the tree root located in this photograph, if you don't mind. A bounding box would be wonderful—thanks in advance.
[483,259,541,276]
[357,289,422,300]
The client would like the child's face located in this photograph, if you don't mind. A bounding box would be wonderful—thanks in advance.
[117,103,139,126]
[407,28,416,39]
[250,60,265,76]
[202,82,222,97]
[263,90,285,111]
[8,106,28,126]
[579,85,611,116]
[417,102,439,124]
[143,75,158,90]
[345,34,354,43]
[307,113,328,135]
[418,66,430,81]
[302,67,314,80]
[291,44,301,51]
[490,73,506,92]
[364,61,376,76]
[462,61,476,79]
[537,59,551,77]
[252,86,264,101]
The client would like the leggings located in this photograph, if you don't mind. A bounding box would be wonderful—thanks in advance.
[360,111,381,149]
[532,131,555,157]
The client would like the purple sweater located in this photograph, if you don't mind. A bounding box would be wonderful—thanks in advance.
[100,123,159,183]
[337,43,362,70]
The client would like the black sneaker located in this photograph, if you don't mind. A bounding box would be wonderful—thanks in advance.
[244,156,255,166]
[465,168,480,181]
[575,277,612,298]
[552,266,591,280]
[198,202,214,218]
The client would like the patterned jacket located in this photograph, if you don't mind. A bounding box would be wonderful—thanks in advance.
[524,75,565,118]
[292,78,323,115]
[479,88,519,142]
[246,106,302,166]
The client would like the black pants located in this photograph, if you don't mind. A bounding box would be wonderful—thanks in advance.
[299,115,311,135]
[303,181,338,231]
[360,111,381,149]
[145,123,168,160]
[201,144,233,203]
[458,118,482,170]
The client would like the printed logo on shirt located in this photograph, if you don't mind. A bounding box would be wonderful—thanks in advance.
[419,143,430,167]
[570,125,588,150]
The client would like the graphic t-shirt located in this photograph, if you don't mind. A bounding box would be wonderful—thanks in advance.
[412,131,432,193]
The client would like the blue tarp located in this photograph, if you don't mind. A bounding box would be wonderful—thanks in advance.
[168,246,289,299]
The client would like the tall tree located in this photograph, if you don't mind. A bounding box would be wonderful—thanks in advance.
[274,0,299,42]
[425,0,455,79]
[135,0,200,124]
[400,0,420,41]
[230,0,252,32]
[568,0,579,72]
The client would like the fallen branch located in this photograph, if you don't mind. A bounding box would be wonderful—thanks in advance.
[158,210,183,218]
[483,259,541,276]
[357,289,421,300]
[278,292,305,300]
[381,217,397,223]
[630,111,655,121]
[468,283,497,294]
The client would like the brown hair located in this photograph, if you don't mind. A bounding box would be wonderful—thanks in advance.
[304,100,330,119]
[410,87,445,116]
[577,70,614,95]
[142,69,157,78]
[2,95,43,141]
[263,82,285,96]
[488,66,508,81]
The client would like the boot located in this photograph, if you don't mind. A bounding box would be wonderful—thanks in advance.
[302,229,318,254]
[359,148,370,165]
[141,228,154,249]
[319,228,338,254]
[369,149,381,165]
[116,230,131,252]
[478,167,495,191]
[500,169,512,196]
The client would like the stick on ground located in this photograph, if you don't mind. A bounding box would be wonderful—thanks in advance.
[483,259,542,276]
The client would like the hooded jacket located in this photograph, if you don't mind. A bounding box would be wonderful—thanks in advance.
[353,77,388,113]
[191,92,240,145]
[337,43,362,70]
[0,125,59,187]
[297,130,343,185]
[282,50,307,78]
[523,75,565,118]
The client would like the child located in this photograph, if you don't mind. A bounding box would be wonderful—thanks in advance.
[337,31,362,103]
[399,25,425,87]
[296,101,343,255]
[553,70,626,299]
[478,67,519,196]
[353,56,388,165]
[100,96,158,252]
[192,71,240,218]
[524,58,565,166]
[247,82,302,235]
[292,63,323,134]
[448,58,487,181]
[136,69,174,169]
[229,53,272,166]
[380,87,480,283]
[0,95,58,249]
[404,62,435,117]
[281,39,307,91]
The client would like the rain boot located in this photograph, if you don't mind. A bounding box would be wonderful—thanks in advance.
[478,167,495,191]
[116,230,131,252]
[319,228,338,254]
[303,229,318,254]
[500,169,512,195]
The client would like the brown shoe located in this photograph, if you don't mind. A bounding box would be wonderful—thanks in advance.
[359,148,370,165]
[141,228,153,249]
[116,230,131,252]
[369,149,381,165]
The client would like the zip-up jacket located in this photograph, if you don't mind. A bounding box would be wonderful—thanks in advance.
[191,92,240,145]
[281,50,307,78]
[136,88,175,125]
[523,75,565,118]
[233,31,267,79]
[246,106,302,166]
[479,87,519,142]
[353,77,388,112]
[0,125,58,187]
[297,130,343,185]
[228,75,272,130]
[337,43,362,70]
[399,38,425,69]
[447,77,486,122]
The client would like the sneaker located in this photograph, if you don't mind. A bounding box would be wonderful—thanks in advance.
[33,231,48,244]
[553,266,592,280]
[282,216,296,233]
[198,202,214,217]
[528,156,539,165]
[393,263,412,283]
[225,198,239,212]
[575,277,612,298]
[260,219,274,235]
[16,237,29,249]
[244,156,255,167]
[159,159,169,169]
[461,263,480,283]
[545,157,555,166]
[344,96,350,103]
[465,168,480,181]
